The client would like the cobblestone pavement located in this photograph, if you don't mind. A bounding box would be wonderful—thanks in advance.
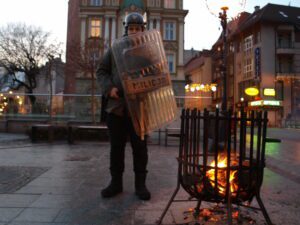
[0,128,299,225]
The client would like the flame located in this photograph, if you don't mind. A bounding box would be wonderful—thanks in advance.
[206,155,238,196]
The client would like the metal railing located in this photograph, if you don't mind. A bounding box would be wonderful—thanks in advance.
[284,119,300,129]
[0,93,212,123]
[276,41,294,49]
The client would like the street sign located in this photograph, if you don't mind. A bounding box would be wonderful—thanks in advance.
[255,47,261,80]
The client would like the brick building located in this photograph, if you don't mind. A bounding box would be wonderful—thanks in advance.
[65,0,188,99]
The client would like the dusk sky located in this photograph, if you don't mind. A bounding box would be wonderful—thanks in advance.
[0,0,300,58]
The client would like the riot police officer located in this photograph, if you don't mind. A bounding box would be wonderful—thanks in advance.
[97,12,151,201]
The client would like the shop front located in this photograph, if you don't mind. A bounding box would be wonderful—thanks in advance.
[248,100,283,127]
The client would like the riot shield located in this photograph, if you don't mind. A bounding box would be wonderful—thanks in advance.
[112,30,177,138]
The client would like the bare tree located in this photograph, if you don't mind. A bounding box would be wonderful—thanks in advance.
[0,23,62,107]
[66,37,102,124]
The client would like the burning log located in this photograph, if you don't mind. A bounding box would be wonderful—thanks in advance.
[206,154,239,197]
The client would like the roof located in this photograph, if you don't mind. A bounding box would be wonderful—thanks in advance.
[212,3,300,48]
[184,49,201,65]
[184,50,211,75]
[212,12,251,48]
[238,3,300,33]
[185,57,204,75]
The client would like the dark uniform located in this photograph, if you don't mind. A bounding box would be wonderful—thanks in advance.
[96,12,150,201]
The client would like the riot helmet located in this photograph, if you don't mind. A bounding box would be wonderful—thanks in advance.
[123,12,146,36]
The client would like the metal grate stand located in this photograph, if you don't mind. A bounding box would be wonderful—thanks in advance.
[157,108,273,225]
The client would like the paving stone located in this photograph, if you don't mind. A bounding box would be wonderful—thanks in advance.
[0,208,23,222]
[16,185,77,195]
[8,222,67,225]
[0,166,49,193]
[135,209,174,225]
[29,194,74,208]
[0,129,299,225]
[0,194,40,207]
[13,208,61,222]
[70,208,135,225]
[54,208,77,223]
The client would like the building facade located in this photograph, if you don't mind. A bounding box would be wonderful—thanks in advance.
[65,0,188,98]
[184,50,212,110]
[209,3,300,127]
[34,58,65,115]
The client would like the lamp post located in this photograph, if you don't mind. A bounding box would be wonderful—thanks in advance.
[219,6,228,111]
[205,0,247,111]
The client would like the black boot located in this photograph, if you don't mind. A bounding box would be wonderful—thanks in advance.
[101,175,123,198]
[135,173,151,200]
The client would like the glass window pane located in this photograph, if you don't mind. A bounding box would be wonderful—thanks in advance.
[164,22,175,40]
[90,19,101,37]
[165,0,175,8]
[167,54,175,73]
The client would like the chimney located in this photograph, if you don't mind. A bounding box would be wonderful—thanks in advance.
[254,6,260,12]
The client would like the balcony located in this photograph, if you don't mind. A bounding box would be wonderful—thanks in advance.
[276,69,300,80]
[276,41,297,54]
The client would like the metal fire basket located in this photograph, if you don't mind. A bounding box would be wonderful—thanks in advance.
[157,108,273,225]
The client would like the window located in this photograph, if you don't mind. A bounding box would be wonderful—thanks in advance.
[217,85,222,99]
[229,65,234,75]
[166,54,175,73]
[295,31,300,42]
[229,77,234,97]
[179,0,183,9]
[148,0,155,7]
[153,19,157,29]
[90,19,102,37]
[164,22,176,40]
[244,35,253,54]
[277,56,293,73]
[277,32,293,48]
[236,41,241,53]
[164,0,175,8]
[229,42,235,52]
[90,0,102,6]
[243,58,253,78]
[254,31,261,44]
[275,81,284,100]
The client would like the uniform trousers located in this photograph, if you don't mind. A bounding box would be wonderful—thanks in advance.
[106,113,148,176]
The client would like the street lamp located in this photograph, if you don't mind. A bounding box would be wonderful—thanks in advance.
[205,0,247,111]
[205,0,247,19]
[220,6,228,111]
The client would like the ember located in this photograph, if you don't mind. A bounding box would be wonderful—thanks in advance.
[232,210,239,219]
[181,206,256,224]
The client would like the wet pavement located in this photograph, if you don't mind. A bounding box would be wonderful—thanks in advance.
[0,128,299,225]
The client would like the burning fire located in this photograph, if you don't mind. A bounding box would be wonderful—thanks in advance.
[206,155,239,196]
